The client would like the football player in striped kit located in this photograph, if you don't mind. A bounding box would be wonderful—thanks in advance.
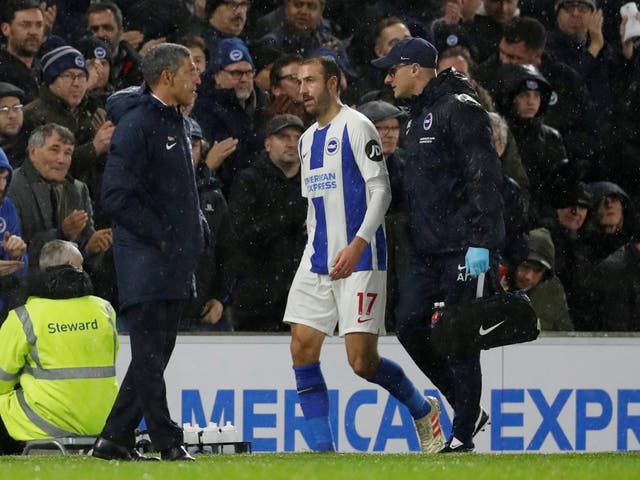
[283,55,444,454]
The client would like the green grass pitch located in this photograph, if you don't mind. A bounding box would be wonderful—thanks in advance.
[2,452,640,480]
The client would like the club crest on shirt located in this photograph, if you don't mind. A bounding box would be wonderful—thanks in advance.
[326,137,340,156]
[365,140,383,162]
[0,217,6,234]
[423,113,433,131]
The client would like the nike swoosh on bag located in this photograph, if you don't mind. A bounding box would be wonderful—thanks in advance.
[166,142,177,150]
[479,321,505,336]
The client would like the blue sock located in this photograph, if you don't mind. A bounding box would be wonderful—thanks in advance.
[368,357,431,419]
[293,362,335,451]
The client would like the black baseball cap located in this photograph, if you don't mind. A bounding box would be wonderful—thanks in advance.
[264,114,304,137]
[371,37,438,70]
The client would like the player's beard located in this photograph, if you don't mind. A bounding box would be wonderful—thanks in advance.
[304,87,331,117]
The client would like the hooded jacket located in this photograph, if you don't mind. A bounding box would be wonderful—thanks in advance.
[402,68,504,255]
[474,52,599,169]
[587,242,640,331]
[0,149,28,320]
[494,64,568,221]
[192,79,268,193]
[103,85,205,309]
[583,181,637,266]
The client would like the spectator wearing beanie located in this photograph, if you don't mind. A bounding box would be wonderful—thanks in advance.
[198,0,250,63]
[192,37,268,194]
[539,181,594,328]
[76,36,114,108]
[19,45,115,229]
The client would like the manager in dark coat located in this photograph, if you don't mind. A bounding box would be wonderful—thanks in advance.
[92,43,205,462]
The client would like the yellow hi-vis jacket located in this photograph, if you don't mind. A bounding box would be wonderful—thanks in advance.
[0,295,118,440]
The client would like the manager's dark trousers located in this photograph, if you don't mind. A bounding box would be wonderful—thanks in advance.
[395,250,499,445]
[100,300,185,451]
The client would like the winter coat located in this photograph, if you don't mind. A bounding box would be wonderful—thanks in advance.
[227,154,306,330]
[8,158,95,263]
[493,64,568,221]
[475,53,599,170]
[192,81,268,192]
[545,29,620,130]
[401,68,504,256]
[21,86,105,178]
[256,22,345,59]
[182,164,236,322]
[582,181,637,266]
[0,49,40,104]
[0,151,27,320]
[586,243,640,331]
[506,227,573,331]
[109,41,143,92]
[103,85,205,310]
[539,214,593,330]
[20,86,109,226]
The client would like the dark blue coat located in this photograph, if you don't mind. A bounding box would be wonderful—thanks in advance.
[103,85,205,310]
[191,81,267,192]
[402,69,504,256]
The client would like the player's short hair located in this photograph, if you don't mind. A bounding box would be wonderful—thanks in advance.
[302,55,341,86]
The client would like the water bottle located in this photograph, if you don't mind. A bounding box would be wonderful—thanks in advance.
[183,423,200,446]
[201,422,222,444]
[220,421,240,443]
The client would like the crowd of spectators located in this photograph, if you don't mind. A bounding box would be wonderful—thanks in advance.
[0,0,639,333]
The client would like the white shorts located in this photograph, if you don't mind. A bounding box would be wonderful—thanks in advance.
[283,264,387,337]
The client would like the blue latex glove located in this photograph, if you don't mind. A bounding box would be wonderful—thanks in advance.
[465,247,489,277]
